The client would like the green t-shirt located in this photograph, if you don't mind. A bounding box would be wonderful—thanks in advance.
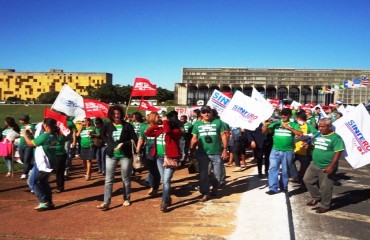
[67,119,76,141]
[268,120,301,151]
[156,133,165,156]
[111,124,127,158]
[192,118,226,155]
[181,122,192,141]
[80,126,96,149]
[32,132,58,167]
[139,124,155,155]
[55,135,67,156]
[312,132,345,169]
[130,122,141,137]
[19,124,36,146]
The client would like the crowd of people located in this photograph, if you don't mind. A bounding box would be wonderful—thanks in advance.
[1,101,345,214]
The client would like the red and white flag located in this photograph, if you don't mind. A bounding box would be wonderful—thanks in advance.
[138,98,160,112]
[44,108,70,136]
[83,99,109,118]
[131,78,157,97]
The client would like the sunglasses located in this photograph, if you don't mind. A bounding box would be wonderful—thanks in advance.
[201,111,211,114]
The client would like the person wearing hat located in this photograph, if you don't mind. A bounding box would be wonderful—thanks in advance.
[189,105,228,202]
[18,114,35,179]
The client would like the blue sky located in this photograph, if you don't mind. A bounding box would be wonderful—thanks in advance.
[1,0,370,90]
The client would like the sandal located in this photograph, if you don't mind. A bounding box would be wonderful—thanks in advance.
[224,163,233,167]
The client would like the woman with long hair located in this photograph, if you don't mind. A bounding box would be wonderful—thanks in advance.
[1,116,20,177]
[137,112,161,197]
[97,105,137,210]
[145,111,183,212]
[23,118,59,211]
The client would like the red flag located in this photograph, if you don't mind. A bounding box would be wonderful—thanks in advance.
[138,98,160,112]
[44,108,70,136]
[131,78,157,97]
[83,99,109,118]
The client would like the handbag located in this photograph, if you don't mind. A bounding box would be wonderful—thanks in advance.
[0,139,13,157]
[93,138,103,147]
[163,155,180,169]
[131,140,145,170]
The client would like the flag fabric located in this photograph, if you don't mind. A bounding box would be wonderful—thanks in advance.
[206,89,231,115]
[251,87,274,111]
[51,84,84,117]
[138,98,160,112]
[353,78,365,88]
[131,78,157,97]
[268,98,280,108]
[333,104,370,168]
[361,76,370,86]
[291,100,301,109]
[347,80,355,88]
[83,99,109,118]
[44,108,70,136]
[220,91,274,130]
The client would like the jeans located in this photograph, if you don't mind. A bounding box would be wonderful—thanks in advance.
[303,162,335,209]
[54,154,67,191]
[268,149,293,192]
[145,156,161,190]
[296,154,312,178]
[253,146,265,174]
[96,146,106,173]
[196,152,223,196]
[289,157,299,180]
[33,169,52,204]
[104,156,132,205]
[64,140,75,169]
[156,156,176,203]
[2,156,12,172]
[231,141,245,167]
[19,145,34,175]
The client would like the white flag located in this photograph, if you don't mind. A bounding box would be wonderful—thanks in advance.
[251,87,274,110]
[333,104,370,168]
[220,91,273,130]
[51,84,84,117]
[290,100,302,110]
[206,89,231,115]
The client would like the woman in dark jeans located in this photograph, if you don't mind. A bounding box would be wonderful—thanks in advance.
[23,118,59,211]
[18,115,35,179]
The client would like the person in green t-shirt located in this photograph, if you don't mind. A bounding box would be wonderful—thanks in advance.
[189,106,228,202]
[180,115,192,163]
[303,118,344,213]
[18,114,35,179]
[262,108,303,195]
[76,118,98,181]
[22,117,59,211]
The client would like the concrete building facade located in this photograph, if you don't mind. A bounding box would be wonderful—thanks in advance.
[175,68,370,106]
[0,69,112,101]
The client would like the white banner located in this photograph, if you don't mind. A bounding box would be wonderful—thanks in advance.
[220,91,274,130]
[51,84,84,117]
[333,104,370,168]
[206,89,231,115]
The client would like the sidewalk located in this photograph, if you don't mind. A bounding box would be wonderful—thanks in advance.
[0,157,294,239]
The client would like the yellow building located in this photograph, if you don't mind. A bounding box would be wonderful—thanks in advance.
[0,69,112,101]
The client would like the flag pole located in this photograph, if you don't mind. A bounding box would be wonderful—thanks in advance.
[125,95,132,117]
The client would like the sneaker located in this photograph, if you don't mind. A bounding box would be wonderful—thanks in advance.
[5,172,11,177]
[123,200,131,207]
[97,203,109,211]
[35,203,50,211]
[20,174,27,179]
[64,169,68,177]
[160,202,169,212]
[16,159,23,164]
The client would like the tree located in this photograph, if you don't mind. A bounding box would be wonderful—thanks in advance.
[157,87,174,103]
[37,92,60,104]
